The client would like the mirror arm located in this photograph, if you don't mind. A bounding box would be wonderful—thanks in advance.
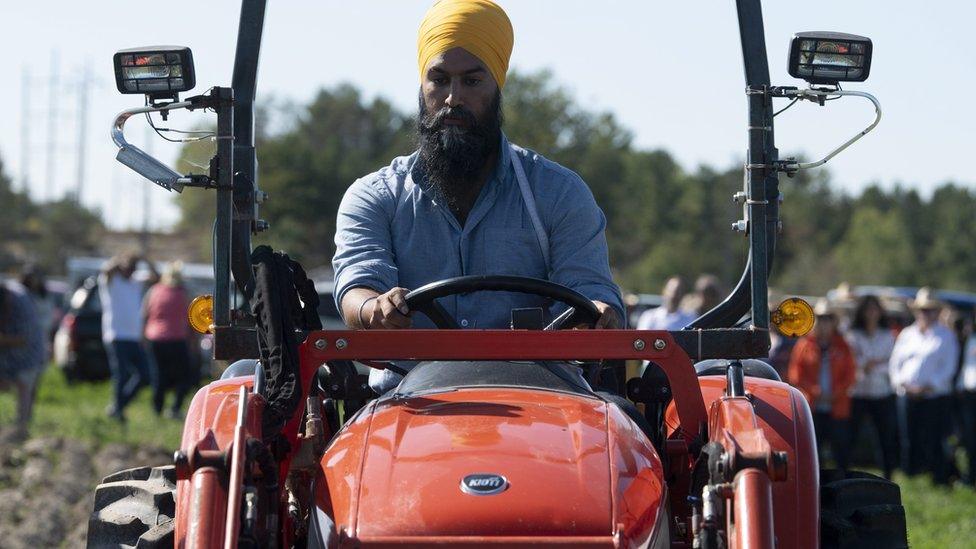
[780,89,882,171]
[111,101,195,192]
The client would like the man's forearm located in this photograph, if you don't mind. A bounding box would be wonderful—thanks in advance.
[340,288,380,329]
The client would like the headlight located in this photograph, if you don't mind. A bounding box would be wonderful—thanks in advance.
[113,46,196,99]
[788,32,872,85]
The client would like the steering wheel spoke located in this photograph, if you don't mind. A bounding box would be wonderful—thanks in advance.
[403,275,600,330]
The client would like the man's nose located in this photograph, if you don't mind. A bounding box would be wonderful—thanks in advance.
[445,79,463,108]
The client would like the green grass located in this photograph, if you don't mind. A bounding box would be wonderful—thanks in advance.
[4,368,976,546]
[0,366,185,450]
[895,471,976,548]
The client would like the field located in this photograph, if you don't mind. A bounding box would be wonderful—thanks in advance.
[2,367,976,547]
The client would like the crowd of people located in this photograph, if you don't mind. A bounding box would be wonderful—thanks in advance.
[99,253,195,423]
[640,275,976,487]
[0,253,198,432]
[773,288,976,486]
[3,257,976,487]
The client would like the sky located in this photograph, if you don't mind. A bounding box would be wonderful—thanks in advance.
[2,1,973,231]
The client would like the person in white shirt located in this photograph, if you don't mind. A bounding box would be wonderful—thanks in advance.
[636,276,695,331]
[889,288,958,483]
[844,295,898,479]
[957,315,976,487]
[98,253,159,422]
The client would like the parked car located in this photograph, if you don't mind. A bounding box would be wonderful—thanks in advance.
[53,276,109,381]
[53,274,212,382]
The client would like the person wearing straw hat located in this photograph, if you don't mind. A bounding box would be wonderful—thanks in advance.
[788,298,857,470]
[889,287,958,483]
[332,0,623,393]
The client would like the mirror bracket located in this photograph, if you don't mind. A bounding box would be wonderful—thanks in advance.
[774,88,882,173]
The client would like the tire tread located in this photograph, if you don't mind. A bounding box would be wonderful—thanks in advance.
[87,464,176,549]
[819,469,907,549]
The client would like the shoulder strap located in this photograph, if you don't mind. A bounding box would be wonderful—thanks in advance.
[510,146,551,273]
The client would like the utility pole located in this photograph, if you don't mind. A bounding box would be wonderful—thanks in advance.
[45,51,59,202]
[19,67,30,193]
[75,61,92,202]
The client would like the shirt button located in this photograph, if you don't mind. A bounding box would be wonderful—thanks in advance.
[460,319,469,327]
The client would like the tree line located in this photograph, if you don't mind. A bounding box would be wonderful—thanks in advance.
[0,158,104,274]
[3,69,972,297]
[175,70,976,295]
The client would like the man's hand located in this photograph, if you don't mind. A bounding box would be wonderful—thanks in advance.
[592,300,621,329]
[904,384,932,397]
[364,287,413,329]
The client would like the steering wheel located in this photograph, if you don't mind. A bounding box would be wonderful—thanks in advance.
[403,275,600,330]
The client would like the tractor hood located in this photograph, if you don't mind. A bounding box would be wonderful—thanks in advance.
[354,388,613,537]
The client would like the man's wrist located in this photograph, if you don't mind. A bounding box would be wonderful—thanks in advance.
[358,296,377,329]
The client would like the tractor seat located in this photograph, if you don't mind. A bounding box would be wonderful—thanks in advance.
[693,359,781,382]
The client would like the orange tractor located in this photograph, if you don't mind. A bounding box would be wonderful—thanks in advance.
[88,1,904,548]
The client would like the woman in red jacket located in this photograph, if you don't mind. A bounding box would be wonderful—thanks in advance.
[788,299,857,470]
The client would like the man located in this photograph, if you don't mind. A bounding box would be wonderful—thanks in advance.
[333,0,623,391]
[636,276,695,331]
[0,279,44,434]
[690,274,723,317]
[957,311,976,487]
[99,253,159,421]
[788,299,856,471]
[889,287,958,483]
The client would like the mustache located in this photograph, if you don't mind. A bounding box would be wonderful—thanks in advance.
[420,105,478,132]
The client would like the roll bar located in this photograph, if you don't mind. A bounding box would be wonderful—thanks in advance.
[228,0,267,305]
[688,0,779,330]
[111,0,816,361]
[216,0,782,343]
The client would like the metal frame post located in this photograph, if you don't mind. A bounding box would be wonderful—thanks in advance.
[689,0,779,330]
[229,0,267,303]
[213,87,235,327]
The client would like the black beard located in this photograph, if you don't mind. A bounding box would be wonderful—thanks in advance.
[417,91,502,210]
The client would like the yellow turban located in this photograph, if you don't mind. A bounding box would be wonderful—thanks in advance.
[417,0,514,88]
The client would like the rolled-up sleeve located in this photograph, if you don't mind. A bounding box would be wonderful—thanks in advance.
[332,178,399,318]
[545,170,625,324]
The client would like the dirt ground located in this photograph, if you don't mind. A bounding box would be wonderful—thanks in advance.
[0,427,171,548]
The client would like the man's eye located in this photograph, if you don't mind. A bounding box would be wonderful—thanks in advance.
[464,78,481,86]
[431,77,448,86]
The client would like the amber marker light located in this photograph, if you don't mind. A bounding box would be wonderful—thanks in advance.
[188,294,215,334]
[771,297,815,337]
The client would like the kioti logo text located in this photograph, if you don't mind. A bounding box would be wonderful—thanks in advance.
[460,473,509,495]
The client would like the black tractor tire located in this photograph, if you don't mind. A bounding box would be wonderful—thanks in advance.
[87,465,177,549]
[819,469,908,549]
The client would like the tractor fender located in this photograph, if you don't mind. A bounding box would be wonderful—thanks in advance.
[173,376,264,548]
[666,376,819,548]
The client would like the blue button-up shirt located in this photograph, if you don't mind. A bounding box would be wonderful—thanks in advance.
[332,134,623,328]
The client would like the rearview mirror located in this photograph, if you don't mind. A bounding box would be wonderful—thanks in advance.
[788,32,872,85]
